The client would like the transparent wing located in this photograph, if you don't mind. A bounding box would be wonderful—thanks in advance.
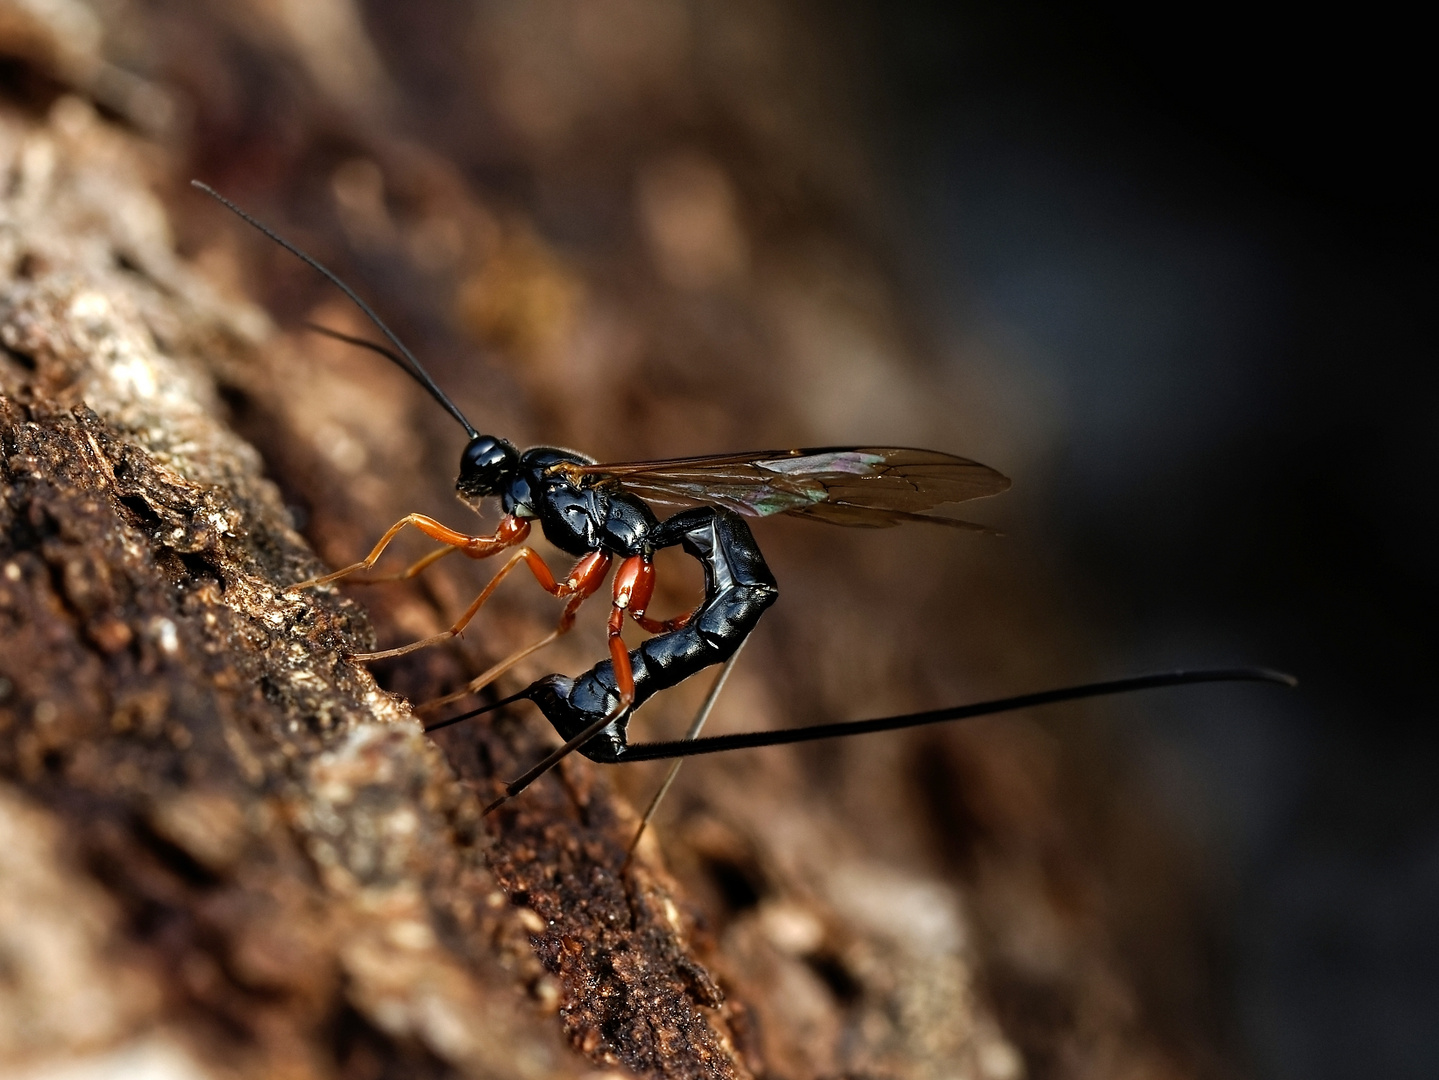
[556,446,1010,528]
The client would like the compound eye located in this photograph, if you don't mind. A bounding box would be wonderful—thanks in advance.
[458,435,517,496]
[462,436,503,471]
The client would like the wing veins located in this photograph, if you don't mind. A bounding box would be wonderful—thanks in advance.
[556,446,1009,527]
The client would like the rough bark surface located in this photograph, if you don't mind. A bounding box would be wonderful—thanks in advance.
[0,5,1231,1080]
[0,92,775,1080]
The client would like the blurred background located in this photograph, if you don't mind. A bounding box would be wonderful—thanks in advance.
[4,1,1431,1077]
[857,4,1437,1079]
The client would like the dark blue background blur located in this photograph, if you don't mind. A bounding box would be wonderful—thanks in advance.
[849,3,1435,1078]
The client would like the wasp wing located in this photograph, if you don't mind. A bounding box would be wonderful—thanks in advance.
[557,447,1010,529]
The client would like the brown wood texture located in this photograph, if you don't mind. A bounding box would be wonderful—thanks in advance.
[0,5,1232,1080]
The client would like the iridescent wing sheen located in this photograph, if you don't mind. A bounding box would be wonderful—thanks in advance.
[555,447,1010,529]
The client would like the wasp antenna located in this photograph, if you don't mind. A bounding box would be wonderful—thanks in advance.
[304,322,414,370]
[617,667,1298,762]
[191,180,480,439]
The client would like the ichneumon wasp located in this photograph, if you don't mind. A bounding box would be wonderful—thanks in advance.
[194,181,1294,842]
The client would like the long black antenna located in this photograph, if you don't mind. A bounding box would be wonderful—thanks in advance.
[425,667,1296,757]
[304,322,417,373]
[192,181,480,439]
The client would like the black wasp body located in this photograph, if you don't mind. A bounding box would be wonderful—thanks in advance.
[458,437,778,763]
[193,180,1292,822]
[482,443,653,557]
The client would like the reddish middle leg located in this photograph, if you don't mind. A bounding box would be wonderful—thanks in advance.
[481,557,652,813]
[414,550,613,709]
[615,556,699,634]
[477,553,716,813]
[604,556,651,714]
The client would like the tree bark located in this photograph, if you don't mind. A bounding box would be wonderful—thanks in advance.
[0,89,800,1080]
[0,6,1233,1080]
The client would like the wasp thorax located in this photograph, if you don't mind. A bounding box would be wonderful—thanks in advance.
[457,435,519,499]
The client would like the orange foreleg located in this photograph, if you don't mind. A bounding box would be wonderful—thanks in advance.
[290,513,531,591]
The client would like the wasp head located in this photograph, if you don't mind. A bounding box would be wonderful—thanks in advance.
[457,435,520,500]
